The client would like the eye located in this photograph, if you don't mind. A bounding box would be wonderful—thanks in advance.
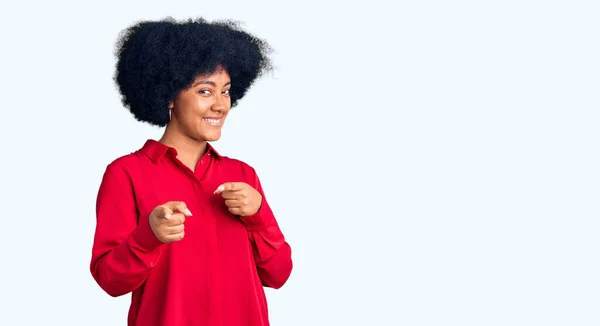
[222,89,230,96]
[199,89,211,95]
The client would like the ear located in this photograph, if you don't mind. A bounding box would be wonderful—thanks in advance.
[169,102,174,109]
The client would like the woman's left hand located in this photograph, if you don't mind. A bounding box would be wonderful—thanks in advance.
[214,182,262,216]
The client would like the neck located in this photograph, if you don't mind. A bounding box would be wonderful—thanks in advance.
[159,123,207,169]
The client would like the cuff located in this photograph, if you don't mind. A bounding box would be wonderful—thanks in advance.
[240,195,276,230]
[130,217,164,252]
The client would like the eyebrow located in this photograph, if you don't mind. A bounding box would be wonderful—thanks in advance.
[193,80,232,87]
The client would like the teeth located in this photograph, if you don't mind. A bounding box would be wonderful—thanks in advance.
[203,118,221,125]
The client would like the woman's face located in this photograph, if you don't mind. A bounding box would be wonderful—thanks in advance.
[169,68,232,142]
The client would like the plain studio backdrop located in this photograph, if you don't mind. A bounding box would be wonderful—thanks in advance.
[0,1,598,325]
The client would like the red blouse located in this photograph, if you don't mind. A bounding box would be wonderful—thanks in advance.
[90,139,293,326]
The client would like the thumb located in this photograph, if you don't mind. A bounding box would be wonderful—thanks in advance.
[164,201,192,217]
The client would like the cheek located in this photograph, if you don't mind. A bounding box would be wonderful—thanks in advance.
[194,97,213,114]
[180,98,211,118]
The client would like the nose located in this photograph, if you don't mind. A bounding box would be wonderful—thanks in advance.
[212,93,230,112]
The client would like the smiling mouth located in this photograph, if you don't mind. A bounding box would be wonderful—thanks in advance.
[203,118,222,126]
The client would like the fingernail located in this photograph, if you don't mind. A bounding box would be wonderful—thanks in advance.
[184,208,192,216]
[214,185,224,194]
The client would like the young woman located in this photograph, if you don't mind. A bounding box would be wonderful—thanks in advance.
[90,17,293,326]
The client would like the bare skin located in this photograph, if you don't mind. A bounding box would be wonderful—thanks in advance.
[149,201,193,243]
[149,67,263,243]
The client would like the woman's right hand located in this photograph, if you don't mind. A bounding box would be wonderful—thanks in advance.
[149,201,193,243]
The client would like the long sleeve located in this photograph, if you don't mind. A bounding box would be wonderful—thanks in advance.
[241,168,293,289]
[90,162,164,297]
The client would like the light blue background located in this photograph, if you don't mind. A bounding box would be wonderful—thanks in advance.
[0,0,598,325]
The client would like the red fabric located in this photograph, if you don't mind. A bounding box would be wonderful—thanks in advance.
[90,139,292,326]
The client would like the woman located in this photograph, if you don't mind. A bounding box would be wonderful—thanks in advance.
[90,17,293,326]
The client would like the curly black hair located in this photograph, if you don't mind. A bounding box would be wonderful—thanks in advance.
[114,17,273,126]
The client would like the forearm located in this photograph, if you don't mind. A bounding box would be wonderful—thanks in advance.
[91,163,165,297]
[91,222,164,297]
[248,231,293,289]
[242,199,293,289]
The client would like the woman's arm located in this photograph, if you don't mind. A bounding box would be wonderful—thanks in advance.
[240,167,293,289]
[90,162,164,297]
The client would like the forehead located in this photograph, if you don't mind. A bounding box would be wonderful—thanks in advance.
[194,67,231,83]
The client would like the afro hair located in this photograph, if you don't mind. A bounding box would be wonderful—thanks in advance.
[114,17,273,127]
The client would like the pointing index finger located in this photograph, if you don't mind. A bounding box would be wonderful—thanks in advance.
[162,202,192,217]
[214,182,242,194]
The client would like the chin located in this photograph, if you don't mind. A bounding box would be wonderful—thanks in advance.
[201,133,221,142]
